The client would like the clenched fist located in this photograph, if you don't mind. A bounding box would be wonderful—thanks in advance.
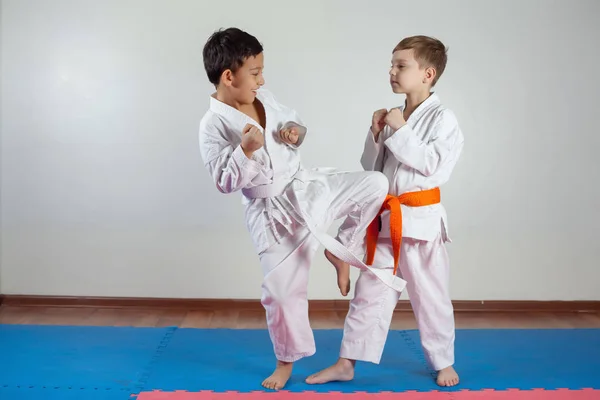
[371,109,388,139]
[384,108,406,131]
[279,126,299,145]
[241,123,264,158]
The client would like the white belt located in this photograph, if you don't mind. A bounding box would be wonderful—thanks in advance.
[242,173,407,293]
[242,180,289,198]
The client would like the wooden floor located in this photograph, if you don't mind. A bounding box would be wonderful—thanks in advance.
[1,305,600,329]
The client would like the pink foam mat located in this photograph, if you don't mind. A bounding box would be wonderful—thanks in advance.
[135,388,600,399]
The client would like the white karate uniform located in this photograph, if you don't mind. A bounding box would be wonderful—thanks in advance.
[198,88,406,363]
[340,93,464,371]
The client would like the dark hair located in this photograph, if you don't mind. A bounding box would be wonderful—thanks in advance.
[202,27,264,86]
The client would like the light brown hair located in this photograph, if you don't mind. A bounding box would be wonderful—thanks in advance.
[394,36,448,86]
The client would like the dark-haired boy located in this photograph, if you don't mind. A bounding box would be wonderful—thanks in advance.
[198,27,406,390]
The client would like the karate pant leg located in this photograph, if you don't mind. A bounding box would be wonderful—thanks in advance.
[340,234,455,370]
[339,238,401,364]
[259,226,321,363]
[323,171,389,253]
[404,234,455,371]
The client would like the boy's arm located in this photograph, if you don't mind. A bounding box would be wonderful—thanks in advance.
[200,122,262,194]
[360,127,386,171]
[383,110,464,177]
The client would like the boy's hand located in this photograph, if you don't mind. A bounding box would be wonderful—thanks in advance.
[241,123,264,158]
[279,127,299,145]
[384,108,406,131]
[371,109,388,139]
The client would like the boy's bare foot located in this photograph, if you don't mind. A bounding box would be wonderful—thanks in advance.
[324,249,350,296]
[305,358,355,384]
[436,366,459,387]
[262,360,293,390]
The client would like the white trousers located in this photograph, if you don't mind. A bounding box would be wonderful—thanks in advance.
[257,171,388,362]
[340,235,455,371]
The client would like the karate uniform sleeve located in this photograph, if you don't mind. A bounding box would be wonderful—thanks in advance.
[199,121,262,194]
[360,127,386,171]
[383,110,464,177]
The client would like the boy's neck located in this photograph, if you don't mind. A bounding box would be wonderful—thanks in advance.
[404,89,433,118]
[215,87,243,110]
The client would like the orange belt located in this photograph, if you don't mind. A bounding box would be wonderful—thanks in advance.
[366,187,441,275]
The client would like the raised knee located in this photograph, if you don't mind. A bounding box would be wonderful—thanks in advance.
[368,172,389,196]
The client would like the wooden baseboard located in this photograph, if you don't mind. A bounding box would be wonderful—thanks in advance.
[0,295,599,312]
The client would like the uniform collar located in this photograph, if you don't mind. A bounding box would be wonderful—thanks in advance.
[401,92,440,122]
[209,90,266,131]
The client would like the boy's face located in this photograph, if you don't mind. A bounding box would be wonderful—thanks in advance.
[221,52,265,105]
[389,49,433,94]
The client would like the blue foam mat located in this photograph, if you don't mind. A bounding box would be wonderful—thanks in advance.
[0,387,134,400]
[428,328,600,391]
[0,324,173,390]
[143,328,600,393]
[1,324,599,396]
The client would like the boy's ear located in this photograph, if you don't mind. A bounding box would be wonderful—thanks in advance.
[220,69,234,87]
[424,66,436,84]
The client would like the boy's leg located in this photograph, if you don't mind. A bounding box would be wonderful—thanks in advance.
[306,239,400,384]
[259,226,321,390]
[402,234,458,387]
[340,239,402,363]
[329,171,388,253]
[320,171,389,296]
[307,234,458,387]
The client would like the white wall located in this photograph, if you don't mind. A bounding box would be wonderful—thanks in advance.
[1,0,599,300]
[0,0,3,295]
